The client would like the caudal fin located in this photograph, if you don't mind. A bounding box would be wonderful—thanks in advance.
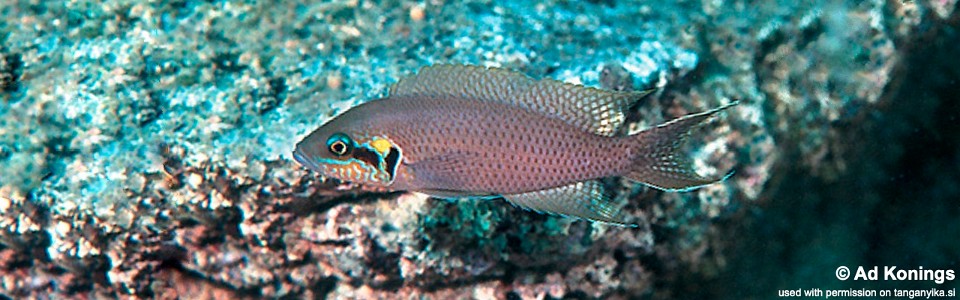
[625,101,738,191]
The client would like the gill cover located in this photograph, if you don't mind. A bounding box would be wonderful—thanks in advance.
[298,133,402,186]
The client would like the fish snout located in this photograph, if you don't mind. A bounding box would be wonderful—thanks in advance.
[292,147,319,172]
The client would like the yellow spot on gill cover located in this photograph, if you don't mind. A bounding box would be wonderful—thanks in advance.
[369,137,393,155]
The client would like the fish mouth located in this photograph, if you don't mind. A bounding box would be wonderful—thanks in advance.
[292,147,320,172]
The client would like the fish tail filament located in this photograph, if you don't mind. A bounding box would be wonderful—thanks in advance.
[625,102,738,191]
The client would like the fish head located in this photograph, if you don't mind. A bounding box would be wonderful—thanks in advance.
[293,120,403,188]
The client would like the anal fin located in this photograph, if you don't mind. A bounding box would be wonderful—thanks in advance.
[503,181,636,227]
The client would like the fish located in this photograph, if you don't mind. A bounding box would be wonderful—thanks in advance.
[293,65,737,226]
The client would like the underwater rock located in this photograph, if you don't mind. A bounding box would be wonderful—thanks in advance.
[0,0,951,298]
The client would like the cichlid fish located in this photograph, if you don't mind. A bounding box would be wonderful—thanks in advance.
[293,65,736,226]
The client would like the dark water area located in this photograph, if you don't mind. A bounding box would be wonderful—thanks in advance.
[694,12,960,299]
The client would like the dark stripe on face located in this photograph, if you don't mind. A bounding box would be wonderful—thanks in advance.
[384,146,400,179]
[352,147,381,171]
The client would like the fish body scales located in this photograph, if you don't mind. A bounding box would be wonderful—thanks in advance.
[354,96,628,195]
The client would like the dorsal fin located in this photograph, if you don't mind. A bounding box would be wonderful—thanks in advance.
[389,64,535,102]
[388,65,653,136]
[518,79,652,136]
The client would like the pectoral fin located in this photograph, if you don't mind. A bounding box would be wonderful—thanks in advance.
[503,181,636,227]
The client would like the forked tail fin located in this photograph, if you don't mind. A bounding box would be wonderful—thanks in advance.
[625,102,738,191]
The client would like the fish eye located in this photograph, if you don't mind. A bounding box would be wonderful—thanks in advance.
[330,141,348,155]
[326,133,353,156]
